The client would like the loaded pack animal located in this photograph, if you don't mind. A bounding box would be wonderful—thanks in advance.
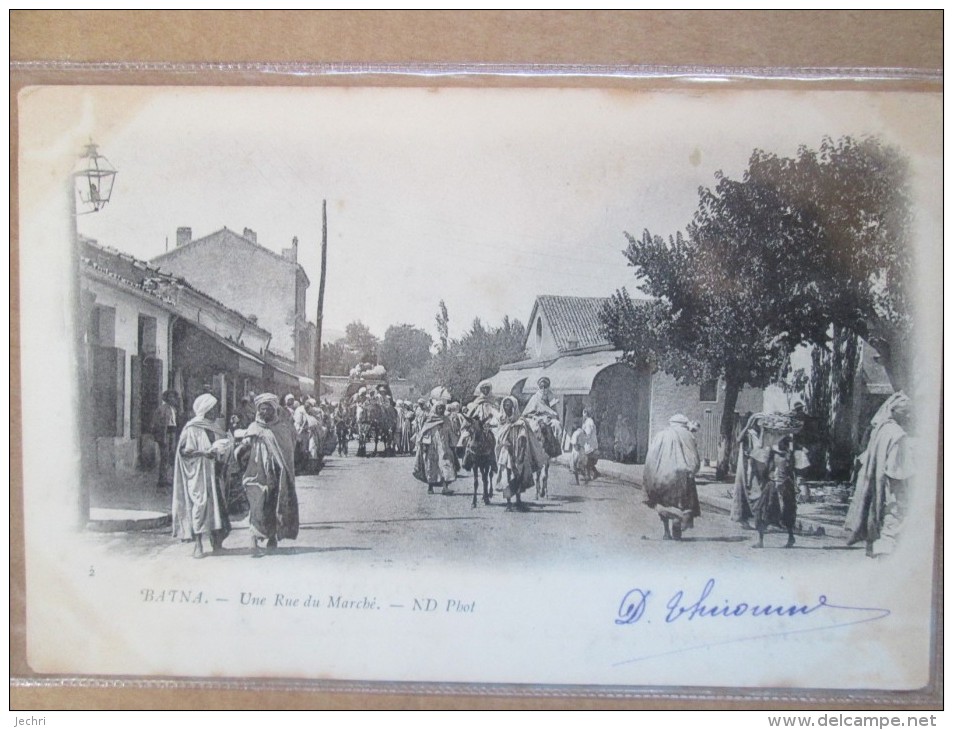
[355,394,399,457]
[460,413,497,508]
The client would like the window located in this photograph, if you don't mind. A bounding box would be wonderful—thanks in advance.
[138,314,157,356]
[699,378,718,402]
[535,317,543,354]
[89,305,116,347]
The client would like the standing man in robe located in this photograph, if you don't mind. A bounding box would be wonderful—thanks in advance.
[412,397,429,448]
[236,393,299,557]
[413,401,457,494]
[845,392,913,557]
[151,389,180,489]
[292,398,314,473]
[171,393,231,558]
[446,401,467,468]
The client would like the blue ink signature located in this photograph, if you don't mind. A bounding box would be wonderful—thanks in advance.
[613,578,890,667]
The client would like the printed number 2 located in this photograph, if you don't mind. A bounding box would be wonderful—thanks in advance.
[89,566,95,577]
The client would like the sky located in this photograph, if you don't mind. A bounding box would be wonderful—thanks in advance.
[19,84,943,343]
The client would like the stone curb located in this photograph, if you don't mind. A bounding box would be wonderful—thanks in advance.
[87,508,172,533]
[554,454,839,538]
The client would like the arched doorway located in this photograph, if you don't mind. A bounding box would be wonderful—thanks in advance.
[590,363,651,463]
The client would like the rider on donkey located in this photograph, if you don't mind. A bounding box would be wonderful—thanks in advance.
[521,376,563,498]
[467,380,500,424]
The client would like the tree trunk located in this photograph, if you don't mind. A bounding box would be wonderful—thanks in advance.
[868,328,910,394]
[808,344,832,477]
[827,325,859,480]
[716,377,741,480]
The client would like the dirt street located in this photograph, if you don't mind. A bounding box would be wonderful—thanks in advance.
[86,453,862,568]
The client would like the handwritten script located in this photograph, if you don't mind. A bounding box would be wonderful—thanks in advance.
[613,578,890,666]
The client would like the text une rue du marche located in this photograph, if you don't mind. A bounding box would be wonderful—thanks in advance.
[140,588,476,613]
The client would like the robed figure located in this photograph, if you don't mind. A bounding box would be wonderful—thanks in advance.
[413,401,457,494]
[642,413,701,540]
[467,381,500,424]
[171,393,231,558]
[495,395,546,508]
[845,392,913,557]
[237,392,300,556]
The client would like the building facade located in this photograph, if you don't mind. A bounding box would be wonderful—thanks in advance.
[81,239,271,479]
[484,295,763,465]
[151,226,316,377]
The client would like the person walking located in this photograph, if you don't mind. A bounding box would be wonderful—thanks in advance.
[642,413,702,540]
[171,393,231,558]
[413,401,457,495]
[235,393,300,557]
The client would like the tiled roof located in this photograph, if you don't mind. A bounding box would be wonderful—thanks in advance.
[535,295,612,353]
[81,238,267,334]
[82,237,162,287]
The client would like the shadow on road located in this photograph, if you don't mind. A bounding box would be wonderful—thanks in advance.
[767,543,861,551]
[665,535,750,544]
[490,503,582,515]
[303,515,487,527]
[211,545,371,558]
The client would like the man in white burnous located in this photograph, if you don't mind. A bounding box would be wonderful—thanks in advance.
[642,413,701,541]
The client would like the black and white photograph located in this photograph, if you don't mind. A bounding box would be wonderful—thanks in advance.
[16,83,941,694]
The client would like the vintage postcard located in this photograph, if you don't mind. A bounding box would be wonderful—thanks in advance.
[15,82,942,697]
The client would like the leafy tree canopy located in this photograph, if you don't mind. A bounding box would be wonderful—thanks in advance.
[379,324,433,379]
[600,135,912,475]
[414,304,526,400]
[344,320,380,364]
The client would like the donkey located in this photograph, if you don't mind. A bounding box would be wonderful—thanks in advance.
[460,414,497,508]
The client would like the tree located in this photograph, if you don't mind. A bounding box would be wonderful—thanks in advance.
[601,230,790,479]
[379,324,433,379]
[745,137,912,479]
[344,321,379,365]
[321,340,357,376]
[600,135,912,479]
[494,315,528,365]
[435,300,449,353]
[745,136,913,389]
[416,313,527,401]
[601,163,824,477]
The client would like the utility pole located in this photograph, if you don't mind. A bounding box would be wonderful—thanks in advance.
[313,199,327,401]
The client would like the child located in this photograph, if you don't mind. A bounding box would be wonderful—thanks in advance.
[568,420,592,484]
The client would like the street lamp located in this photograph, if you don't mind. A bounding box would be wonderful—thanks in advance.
[74,142,117,214]
[72,140,117,527]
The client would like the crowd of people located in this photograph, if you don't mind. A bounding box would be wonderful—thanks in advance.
[166,391,300,558]
[155,389,337,559]
[155,378,915,559]
[406,378,566,507]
